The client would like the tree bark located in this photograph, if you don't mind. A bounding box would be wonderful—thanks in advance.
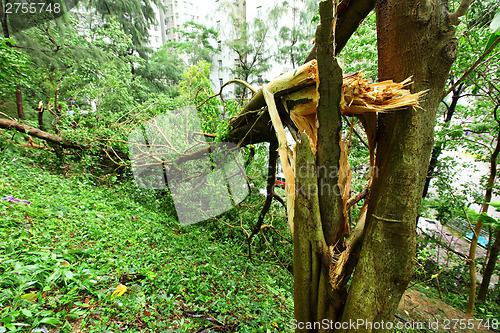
[293,133,344,331]
[0,0,9,38]
[37,103,45,132]
[293,1,346,330]
[315,0,344,250]
[304,0,376,63]
[16,84,25,121]
[467,123,500,313]
[478,229,500,302]
[0,118,86,150]
[341,0,457,331]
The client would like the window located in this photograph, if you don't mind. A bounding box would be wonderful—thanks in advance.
[155,36,159,42]
[217,40,221,51]
[219,78,224,87]
[257,5,262,17]
[218,60,222,67]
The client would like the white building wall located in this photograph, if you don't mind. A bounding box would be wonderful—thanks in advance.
[147,0,202,52]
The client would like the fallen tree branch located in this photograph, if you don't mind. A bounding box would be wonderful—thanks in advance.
[226,0,376,143]
[346,187,369,211]
[0,118,87,150]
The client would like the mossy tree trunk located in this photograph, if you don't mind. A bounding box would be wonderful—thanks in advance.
[474,118,500,305]
[340,0,457,329]
[292,0,459,331]
[293,1,345,328]
[478,228,500,302]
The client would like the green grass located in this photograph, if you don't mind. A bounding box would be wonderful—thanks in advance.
[0,155,294,332]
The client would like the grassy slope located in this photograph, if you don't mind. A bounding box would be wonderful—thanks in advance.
[0,156,293,332]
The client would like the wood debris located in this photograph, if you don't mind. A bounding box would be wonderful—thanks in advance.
[262,59,424,236]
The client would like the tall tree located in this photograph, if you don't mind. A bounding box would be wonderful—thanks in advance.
[275,0,317,69]
[81,0,160,57]
[212,0,465,329]
[341,0,460,327]
[168,21,219,66]
[219,0,284,99]
[220,0,467,329]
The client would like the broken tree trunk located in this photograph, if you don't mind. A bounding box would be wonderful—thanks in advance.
[16,84,25,121]
[224,0,376,147]
[293,1,346,328]
[37,101,45,131]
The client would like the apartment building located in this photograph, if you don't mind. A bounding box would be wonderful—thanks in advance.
[147,0,203,52]
[147,0,305,97]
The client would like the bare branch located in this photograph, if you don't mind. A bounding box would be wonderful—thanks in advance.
[450,0,474,26]
[346,187,369,211]
[197,79,257,108]
[443,36,500,97]
[343,116,368,149]
[247,137,279,252]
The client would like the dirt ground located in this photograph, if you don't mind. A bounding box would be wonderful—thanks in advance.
[397,289,497,332]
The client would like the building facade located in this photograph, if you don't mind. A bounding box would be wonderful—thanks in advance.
[147,0,308,98]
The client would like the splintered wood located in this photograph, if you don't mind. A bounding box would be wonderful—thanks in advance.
[262,59,424,235]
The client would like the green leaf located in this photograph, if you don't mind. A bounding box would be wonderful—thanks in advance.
[491,10,500,33]
[465,207,480,223]
[20,292,39,302]
[487,201,500,209]
[63,270,74,281]
[40,317,62,325]
[45,269,61,285]
[480,212,497,224]
[484,33,500,53]
[21,309,32,317]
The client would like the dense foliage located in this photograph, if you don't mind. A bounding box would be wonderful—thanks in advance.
[0,0,499,331]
